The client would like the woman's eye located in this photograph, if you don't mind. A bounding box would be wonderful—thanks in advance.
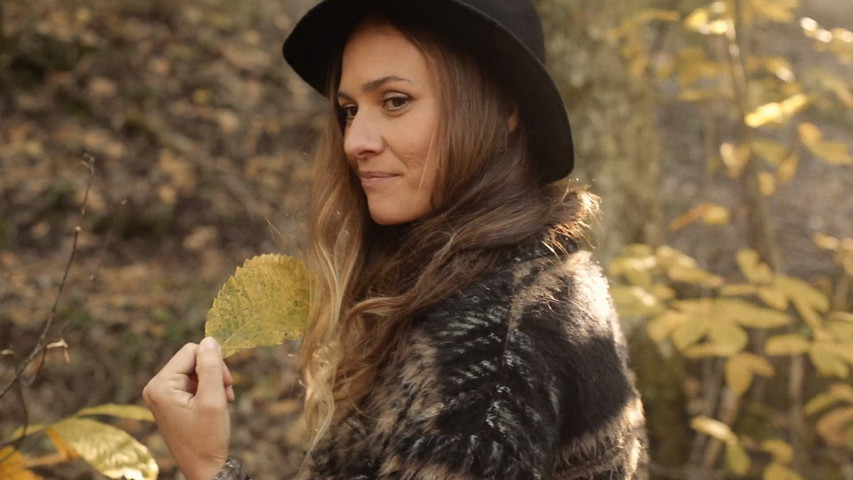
[384,96,409,111]
[339,105,357,122]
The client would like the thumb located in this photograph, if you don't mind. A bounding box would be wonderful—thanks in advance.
[195,337,226,403]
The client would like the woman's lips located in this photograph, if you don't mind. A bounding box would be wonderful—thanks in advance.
[358,171,398,188]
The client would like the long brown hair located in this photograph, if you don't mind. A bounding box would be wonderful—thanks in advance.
[300,15,599,452]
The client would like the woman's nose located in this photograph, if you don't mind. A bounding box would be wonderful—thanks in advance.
[343,112,383,160]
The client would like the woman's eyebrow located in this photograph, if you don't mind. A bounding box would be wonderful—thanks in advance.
[337,75,413,101]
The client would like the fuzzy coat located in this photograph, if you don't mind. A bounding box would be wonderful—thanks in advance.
[218,233,647,480]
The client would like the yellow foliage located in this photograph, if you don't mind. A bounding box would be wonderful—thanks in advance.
[51,418,158,480]
[74,404,154,422]
[691,416,736,442]
[745,93,810,128]
[815,406,853,447]
[726,352,775,395]
[725,441,751,475]
[205,254,310,358]
[736,249,773,284]
[809,342,850,377]
[749,0,800,23]
[648,310,689,342]
[761,439,794,464]
[763,462,804,480]
[798,122,853,165]
[0,447,43,480]
[684,3,730,35]
[765,333,811,355]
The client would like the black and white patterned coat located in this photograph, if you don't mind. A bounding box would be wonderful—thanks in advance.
[219,233,647,480]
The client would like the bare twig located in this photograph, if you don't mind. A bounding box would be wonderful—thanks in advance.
[0,157,94,409]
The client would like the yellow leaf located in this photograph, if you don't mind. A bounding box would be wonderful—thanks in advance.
[806,392,841,415]
[720,142,751,178]
[828,317,853,341]
[809,344,849,377]
[758,171,776,196]
[798,123,853,165]
[810,140,853,165]
[775,275,829,312]
[757,286,789,310]
[737,249,773,284]
[776,153,799,184]
[765,334,811,355]
[829,383,853,403]
[709,323,750,351]
[75,404,154,422]
[611,285,664,318]
[798,122,822,146]
[745,94,810,128]
[205,254,310,358]
[715,298,791,328]
[763,462,804,480]
[672,318,710,351]
[648,310,689,342]
[753,139,789,165]
[726,441,751,475]
[51,418,158,480]
[667,262,723,287]
[691,416,736,442]
[750,0,800,23]
[726,356,754,395]
[45,428,77,460]
[761,439,794,464]
[721,283,758,296]
[0,447,44,480]
[702,204,730,225]
[725,352,775,394]
[684,5,730,35]
[793,299,825,331]
[813,234,840,250]
[816,406,853,447]
[686,342,742,358]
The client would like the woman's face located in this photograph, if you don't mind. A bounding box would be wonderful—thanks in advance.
[337,20,440,225]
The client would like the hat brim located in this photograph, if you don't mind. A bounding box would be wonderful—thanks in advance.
[283,0,574,183]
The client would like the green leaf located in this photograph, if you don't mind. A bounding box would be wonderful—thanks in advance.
[51,418,158,480]
[75,404,154,422]
[205,254,310,358]
[765,334,811,356]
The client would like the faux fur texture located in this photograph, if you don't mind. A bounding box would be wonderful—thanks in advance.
[219,232,647,479]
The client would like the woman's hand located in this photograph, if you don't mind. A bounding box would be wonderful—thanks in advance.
[143,337,235,480]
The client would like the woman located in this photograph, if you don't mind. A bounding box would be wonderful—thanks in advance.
[143,1,647,479]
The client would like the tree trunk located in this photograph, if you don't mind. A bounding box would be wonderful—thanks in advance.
[537,0,663,261]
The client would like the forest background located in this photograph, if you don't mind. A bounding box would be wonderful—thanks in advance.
[1,0,852,478]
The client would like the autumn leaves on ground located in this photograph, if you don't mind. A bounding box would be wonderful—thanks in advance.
[2,0,853,479]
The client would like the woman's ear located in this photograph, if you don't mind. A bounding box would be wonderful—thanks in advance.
[508,105,519,133]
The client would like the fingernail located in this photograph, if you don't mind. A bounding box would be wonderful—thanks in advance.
[200,336,219,352]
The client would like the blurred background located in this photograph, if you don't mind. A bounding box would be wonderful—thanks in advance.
[1,0,851,478]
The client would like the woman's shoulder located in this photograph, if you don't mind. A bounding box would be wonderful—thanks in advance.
[416,230,615,339]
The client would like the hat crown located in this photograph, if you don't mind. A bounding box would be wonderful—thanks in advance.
[459,0,545,62]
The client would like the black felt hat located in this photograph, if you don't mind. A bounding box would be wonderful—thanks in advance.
[283,0,574,182]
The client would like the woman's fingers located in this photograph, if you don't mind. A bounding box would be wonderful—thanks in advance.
[194,337,228,408]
